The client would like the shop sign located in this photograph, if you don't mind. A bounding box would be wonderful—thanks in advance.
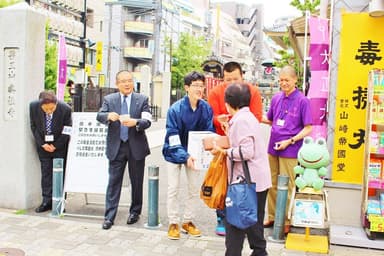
[332,13,384,184]
[368,215,384,232]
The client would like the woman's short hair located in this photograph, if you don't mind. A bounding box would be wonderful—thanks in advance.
[224,83,250,109]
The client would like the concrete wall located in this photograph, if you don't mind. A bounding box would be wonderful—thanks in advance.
[0,3,46,209]
[325,185,362,227]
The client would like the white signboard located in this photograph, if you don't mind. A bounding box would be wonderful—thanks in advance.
[187,131,214,171]
[293,199,325,228]
[64,112,109,194]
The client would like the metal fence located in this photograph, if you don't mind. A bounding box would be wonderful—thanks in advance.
[150,104,160,122]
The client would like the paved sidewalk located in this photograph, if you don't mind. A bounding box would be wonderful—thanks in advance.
[1,209,384,256]
[1,119,383,255]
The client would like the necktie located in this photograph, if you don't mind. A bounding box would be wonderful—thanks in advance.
[120,96,129,142]
[46,113,52,135]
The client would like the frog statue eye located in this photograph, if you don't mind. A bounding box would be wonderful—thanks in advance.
[315,137,326,146]
[303,136,313,145]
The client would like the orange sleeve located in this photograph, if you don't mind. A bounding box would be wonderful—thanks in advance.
[249,84,263,122]
[207,85,227,135]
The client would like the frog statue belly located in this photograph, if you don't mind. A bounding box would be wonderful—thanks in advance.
[294,137,330,191]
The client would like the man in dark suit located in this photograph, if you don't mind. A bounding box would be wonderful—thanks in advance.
[97,70,152,230]
[29,90,72,213]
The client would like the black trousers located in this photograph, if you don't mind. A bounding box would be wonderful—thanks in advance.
[104,141,145,222]
[225,189,269,256]
[39,156,66,204]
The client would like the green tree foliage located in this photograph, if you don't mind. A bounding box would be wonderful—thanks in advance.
[274,36,304,86]
[272,1,321,89]
[171,33,211,92]
[44,25,58,91]
[290,0,321,15]
[0,0,22,8]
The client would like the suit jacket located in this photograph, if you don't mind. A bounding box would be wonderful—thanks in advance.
[96,92,151,161]
[29,100,72,158]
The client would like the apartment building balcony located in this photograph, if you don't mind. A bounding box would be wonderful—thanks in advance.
[124,47,152,61]
[124,21,153,35]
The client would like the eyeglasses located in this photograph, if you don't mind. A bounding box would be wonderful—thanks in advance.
[190,83,205,88]
[117,79,134,84]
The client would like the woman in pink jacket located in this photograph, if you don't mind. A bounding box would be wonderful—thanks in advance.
[213,83,272,256]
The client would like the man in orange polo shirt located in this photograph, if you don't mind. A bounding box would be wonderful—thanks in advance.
[207,61,263,235]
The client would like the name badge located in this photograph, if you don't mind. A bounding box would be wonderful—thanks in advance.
[277,119,285,127]
[45,135,54,142]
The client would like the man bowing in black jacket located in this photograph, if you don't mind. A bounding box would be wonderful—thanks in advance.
[29,90,72,213]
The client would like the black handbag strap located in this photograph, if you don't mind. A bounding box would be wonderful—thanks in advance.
[230,146,252,185]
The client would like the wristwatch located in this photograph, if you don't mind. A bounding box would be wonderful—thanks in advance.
[290,138,295,145]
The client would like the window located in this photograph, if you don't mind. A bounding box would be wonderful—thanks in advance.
[138,39,149,48]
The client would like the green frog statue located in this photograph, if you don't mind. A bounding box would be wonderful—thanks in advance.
[294,137,330,191]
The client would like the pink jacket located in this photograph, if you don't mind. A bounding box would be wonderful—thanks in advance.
[226,107,272,192]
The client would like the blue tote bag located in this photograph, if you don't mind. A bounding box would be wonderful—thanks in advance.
[225,147,258,229]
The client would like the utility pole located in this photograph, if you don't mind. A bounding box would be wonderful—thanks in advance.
[151,0,162,104]
[73,0,86,112]
[107,3,112,87]
[80,0,87,70]
[152,0,162,77]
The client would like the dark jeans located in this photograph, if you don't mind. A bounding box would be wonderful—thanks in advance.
[225,189,269,256]
[216,209,225,219]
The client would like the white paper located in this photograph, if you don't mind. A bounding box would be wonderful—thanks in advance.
[187,131,215,171]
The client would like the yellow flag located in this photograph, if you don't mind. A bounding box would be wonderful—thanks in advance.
[96,41,103,72]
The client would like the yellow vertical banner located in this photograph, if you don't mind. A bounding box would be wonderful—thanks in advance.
[99,74,105,88]
[85,64,91,76]
[96,41,103,72]
[332,13,384,184]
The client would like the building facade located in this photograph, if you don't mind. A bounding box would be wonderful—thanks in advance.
[29,0,105,86]
[210,1,264,82]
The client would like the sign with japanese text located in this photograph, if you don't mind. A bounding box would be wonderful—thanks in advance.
[332,13,384,184]
[64,112,108,194]
[187,131,215,171]
[308,16,329,139]
[96,41,103,72]
[3,48,18,121]
[56,34,67,101]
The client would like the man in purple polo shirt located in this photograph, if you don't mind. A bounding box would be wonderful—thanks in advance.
[262,65,313,234]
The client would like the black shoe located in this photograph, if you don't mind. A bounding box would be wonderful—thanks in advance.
[102,219,113,230]
[35,202,52,213]
[127,213,140,224]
